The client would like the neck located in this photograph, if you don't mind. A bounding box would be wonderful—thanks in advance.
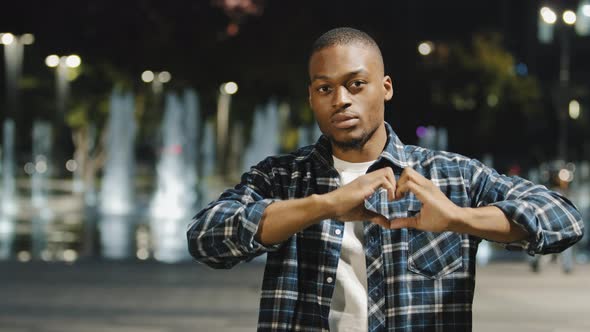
[331,124,387,163]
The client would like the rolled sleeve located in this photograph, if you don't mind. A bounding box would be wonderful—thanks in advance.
[232,194,282,254]
[468,159,584,255]
[187,159,283,269]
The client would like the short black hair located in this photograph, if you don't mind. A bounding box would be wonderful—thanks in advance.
[309,27,384,73]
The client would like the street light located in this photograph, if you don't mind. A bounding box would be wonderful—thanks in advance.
[563,10,577,25]
[1,33,35,117]
[45,54,83,113]
[45,55,59,67]
[65,55,81,68]
[220,81,238,95]
[569,100,580,120]
[217,81,238,176]
[0,33,34,259]
[1,33,35,200]
[141,70,171,93]
[541,7,557,25]
[418,41,434,56]
[45,54,83,192]
[537,5,584,161]
[0,33,15,45]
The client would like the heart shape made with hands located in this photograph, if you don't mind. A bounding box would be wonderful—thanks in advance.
[364,187,422,220]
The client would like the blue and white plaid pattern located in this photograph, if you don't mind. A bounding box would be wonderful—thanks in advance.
[188,122,584,331]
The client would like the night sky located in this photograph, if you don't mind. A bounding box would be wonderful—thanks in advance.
[1,0,589,169]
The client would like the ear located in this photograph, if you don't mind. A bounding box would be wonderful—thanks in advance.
[308,85,313,108]
[383,75,393,102]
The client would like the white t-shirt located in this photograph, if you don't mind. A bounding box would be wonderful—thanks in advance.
[329,156,375,332]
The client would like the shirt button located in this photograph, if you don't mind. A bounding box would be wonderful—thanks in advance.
[335,229,342,235]
[326,277,334,283]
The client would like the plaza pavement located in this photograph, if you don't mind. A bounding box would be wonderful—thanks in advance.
[0,260,588,332]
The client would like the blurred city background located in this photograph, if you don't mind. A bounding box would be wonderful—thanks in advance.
[0,0,590,331]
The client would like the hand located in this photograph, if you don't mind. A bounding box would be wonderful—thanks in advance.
[390,167,463,232]
[324,167,397,228]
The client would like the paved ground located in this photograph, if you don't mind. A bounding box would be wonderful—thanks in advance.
[0,260,589,332]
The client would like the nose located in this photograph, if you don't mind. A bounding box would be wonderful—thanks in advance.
[332,86,352,110]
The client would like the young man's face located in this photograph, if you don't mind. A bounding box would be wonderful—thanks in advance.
[308,43,393,151]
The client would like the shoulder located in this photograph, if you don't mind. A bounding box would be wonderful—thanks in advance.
[405,145,472,167]
[248,144,318,174]
[404,145,486,179]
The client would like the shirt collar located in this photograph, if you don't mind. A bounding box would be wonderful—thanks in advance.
[307,122,409,172]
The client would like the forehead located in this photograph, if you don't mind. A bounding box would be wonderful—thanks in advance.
[309,43,383,79]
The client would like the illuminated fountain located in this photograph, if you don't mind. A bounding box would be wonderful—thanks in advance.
[30,121,53,258]
[242,99,280,172]
[150,89,200,263]
[0,33,33,259]
[0,121,16,260]
[98,90,137,259]
[201,120,215,179]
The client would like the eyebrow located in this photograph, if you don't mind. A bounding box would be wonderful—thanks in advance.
[311,68,369,82]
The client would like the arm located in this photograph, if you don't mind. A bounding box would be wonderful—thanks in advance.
[390,168,529,243]
[464,158,584,254]
[254,194,328,245]
[450,206,529,243]
[187,159,396,267]
[256,167,397,245]
[391,160,584,255]
[187,159,281,269]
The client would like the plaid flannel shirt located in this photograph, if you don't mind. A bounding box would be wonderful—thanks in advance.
[187,122,583,331]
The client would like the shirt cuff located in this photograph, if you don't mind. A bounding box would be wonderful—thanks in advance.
[488,200,543,255]
[240,198,283,253]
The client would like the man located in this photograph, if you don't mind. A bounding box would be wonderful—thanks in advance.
[187,27,583,331]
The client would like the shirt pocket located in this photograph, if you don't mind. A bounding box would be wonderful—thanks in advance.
[406,214,464,279]
[404,180,468,279]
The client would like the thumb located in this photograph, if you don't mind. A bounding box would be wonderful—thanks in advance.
[369,215,390,228]
[389,216,418,230]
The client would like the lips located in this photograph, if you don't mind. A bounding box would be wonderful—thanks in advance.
[331,113,359,129]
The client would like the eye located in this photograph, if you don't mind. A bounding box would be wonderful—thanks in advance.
[316,85,332,94]
[348,80,366,90]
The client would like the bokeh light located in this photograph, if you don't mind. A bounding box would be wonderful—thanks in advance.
[141,70,155,83]
[569,100,580,119]
[158,71,172,83]
[418,41,434,56]
[66,55,81,68]
[45,55,59,67]
[540,7,557,24]
[20,33,35,45]
[416,126,428,138]
[1,32,15,45]
[222,81,238,95]
[563,10,577,25]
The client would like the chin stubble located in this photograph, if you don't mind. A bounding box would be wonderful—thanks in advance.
[328,125,379,152]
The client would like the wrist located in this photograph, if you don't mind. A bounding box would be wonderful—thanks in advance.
[448,206,473,234]
[312,193,337,221]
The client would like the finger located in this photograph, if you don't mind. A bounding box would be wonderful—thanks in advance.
[382,167,397,200]
[396,180,427,201]
[380,180,396,201]
[373,167,396,201]
[389,216,419,230]
[367,169,396,201]
[363,188,376,200]
[369,215,390,228]
[395,180,409,199]
[401,167,429,187]
[361,208,390,228]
